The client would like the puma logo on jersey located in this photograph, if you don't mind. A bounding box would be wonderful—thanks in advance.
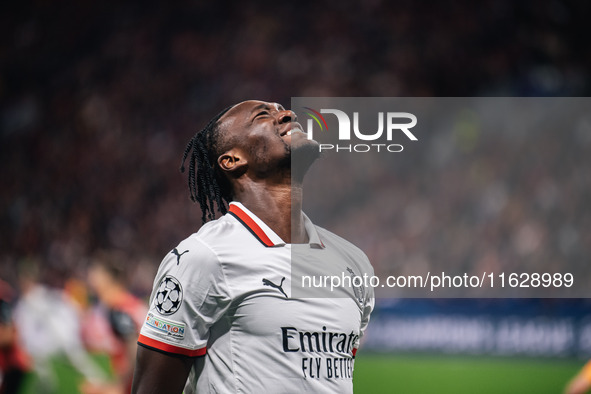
[262,277,288,298]
[171,248,189,265]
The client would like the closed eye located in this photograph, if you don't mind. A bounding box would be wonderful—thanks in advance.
[254,111,270,119]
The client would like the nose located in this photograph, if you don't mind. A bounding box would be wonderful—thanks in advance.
[278,110,297,124]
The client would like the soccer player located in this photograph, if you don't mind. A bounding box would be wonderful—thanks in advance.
[565,360,591,394]
[14,260,107,392]
[132,100,374,393]
[82,251,147,394]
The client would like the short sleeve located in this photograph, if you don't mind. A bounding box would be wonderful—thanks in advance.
[359,272,375,340]
[353,254,375,357]
[138,237,231,357]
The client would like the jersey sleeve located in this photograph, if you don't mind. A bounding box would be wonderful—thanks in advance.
[138,237,231,357]
[354,254,375,357]
[359,275,375,339]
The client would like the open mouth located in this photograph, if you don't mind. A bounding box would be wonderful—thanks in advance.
[281,124,304,137]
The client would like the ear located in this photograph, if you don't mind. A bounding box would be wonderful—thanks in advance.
[217,148,247,174]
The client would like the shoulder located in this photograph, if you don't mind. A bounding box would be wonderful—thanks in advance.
[152,217,235,303]
[315,225,374,275]
[315,225,368,259]
[182,213,245,251]
[174,215,236,257]
[157,214,242,277]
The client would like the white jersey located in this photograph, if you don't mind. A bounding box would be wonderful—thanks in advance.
[138,202,374,393]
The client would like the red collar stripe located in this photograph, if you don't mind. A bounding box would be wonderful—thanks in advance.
[229,204,275,247]
[138,334,206,357]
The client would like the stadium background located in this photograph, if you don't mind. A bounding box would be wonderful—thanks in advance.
[1,0,591,393]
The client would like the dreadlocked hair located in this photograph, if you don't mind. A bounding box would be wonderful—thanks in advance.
[180,106,233,223]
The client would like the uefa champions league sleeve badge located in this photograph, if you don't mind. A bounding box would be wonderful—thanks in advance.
[154,275,183,316]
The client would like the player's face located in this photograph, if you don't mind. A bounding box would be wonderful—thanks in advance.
[219,100,319,178]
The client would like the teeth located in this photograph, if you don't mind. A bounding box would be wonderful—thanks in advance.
[284,127,301,136]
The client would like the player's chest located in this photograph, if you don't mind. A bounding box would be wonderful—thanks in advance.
[227,295,362,339]
[221,264,362,338]
[217,246,292,299]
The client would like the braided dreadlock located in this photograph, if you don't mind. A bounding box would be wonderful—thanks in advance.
[180,106,233,223]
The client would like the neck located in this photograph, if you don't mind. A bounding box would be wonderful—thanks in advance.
[233,179,307,244]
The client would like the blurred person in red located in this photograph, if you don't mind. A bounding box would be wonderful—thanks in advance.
[81,251,147,394]
[0,279,30,394]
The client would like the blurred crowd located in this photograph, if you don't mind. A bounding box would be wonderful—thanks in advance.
[1,0,591,390]
[304,97,591,296]
[2,1,591,284]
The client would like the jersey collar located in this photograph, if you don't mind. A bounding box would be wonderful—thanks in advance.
[228,202,324,248]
